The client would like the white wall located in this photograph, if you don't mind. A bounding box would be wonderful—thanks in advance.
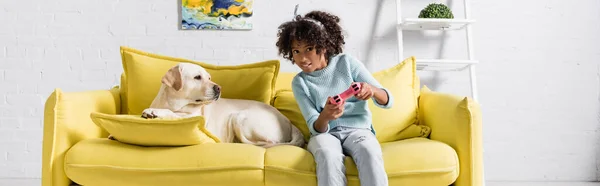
[0,0,598,183]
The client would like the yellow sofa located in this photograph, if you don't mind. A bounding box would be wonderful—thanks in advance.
[41,48,483,186]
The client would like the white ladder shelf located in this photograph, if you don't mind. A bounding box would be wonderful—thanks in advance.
[395,2,479,102]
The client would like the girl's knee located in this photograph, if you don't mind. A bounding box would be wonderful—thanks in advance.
[308,133,344,159]
[311,133,337,142]
[357,146,382,159]
[313,148,345,163]
[348,139,383,159]
[308,133,339,149]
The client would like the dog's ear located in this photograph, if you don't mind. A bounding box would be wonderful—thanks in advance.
[162,65,183,91]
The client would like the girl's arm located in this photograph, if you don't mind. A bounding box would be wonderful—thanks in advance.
[313,115,330,133]
[347,55,394,109]
[371,86,390,106]
[292,77,330,135]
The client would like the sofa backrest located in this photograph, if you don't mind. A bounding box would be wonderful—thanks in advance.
[274,72,296,91]
[117,46,281,115]
[116,47,426,143]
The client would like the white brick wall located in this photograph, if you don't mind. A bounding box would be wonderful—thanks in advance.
[0,0,599,183]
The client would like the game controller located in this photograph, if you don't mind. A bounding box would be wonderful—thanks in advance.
[329,83,362,105]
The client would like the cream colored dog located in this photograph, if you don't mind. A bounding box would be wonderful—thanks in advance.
[140,62,305,148]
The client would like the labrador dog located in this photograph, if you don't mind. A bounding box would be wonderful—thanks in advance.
[138,62,305,148]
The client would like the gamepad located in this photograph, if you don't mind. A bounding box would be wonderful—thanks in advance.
[329,83,362,105]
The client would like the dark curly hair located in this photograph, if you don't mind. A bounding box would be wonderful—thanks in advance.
[275,10,345,64]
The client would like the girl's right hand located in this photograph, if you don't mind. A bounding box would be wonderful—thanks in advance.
[320,97,345,121]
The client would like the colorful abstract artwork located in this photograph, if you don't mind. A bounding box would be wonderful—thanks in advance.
[181,0,253,30]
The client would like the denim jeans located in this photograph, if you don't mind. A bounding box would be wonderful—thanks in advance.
[307,126,388,186]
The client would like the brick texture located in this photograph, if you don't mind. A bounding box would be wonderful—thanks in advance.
[0,0,599,183]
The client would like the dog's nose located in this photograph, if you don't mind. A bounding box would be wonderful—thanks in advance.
[213,85,221,93]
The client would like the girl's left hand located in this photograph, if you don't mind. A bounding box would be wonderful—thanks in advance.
[355,82,374,100]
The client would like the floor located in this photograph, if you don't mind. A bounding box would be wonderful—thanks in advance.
[487,182,600,186]
[1,179,599,186]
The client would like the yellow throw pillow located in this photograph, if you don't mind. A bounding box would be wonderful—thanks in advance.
[368,56,427,143]
[119,46,280,115]
[272,56,428,143]
[90,112,220,146]
[395,123,431,140]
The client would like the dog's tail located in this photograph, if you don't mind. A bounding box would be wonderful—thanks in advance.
[230,112,306,148]
[261,123,306,149]
[287,125,306,148]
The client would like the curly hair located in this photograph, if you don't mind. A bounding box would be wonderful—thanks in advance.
[275,10,345,64]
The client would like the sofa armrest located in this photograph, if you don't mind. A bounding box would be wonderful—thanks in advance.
[42,87,121,186]
[418,87,483,186]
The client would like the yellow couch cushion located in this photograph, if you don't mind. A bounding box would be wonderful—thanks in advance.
[272,57,430,143]
[64,138,266,186]
[119,46,280,115]
[90,112,220,146]
[264,137,458,186]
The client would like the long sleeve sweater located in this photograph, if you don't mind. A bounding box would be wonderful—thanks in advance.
[291,53,394,136]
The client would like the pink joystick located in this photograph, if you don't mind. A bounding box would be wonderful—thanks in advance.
[329,83,362,105]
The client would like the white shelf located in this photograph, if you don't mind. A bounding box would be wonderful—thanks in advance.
[416,59,478,71]
[399,18,475,30]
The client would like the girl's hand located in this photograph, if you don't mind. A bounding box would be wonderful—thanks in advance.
[313,98,345,133]
[355,82,374,100]
[320,97,345,121]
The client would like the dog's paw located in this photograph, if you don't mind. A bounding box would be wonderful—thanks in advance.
[141,108,173,119]
[141,109,157,119]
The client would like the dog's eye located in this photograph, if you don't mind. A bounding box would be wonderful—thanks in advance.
[194,75,202,80]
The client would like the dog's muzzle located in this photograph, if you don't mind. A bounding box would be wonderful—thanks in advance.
[213,85,221,100]
[213,85,221,94]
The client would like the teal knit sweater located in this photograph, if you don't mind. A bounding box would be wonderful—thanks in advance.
[291,53,394,136]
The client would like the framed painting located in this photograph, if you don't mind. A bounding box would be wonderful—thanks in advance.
[181,0,254,30]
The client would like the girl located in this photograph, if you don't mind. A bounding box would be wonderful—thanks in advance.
[275,9,394,186]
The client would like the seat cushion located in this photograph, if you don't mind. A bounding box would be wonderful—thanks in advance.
[119,46,280,115]
[264,137,458,186]
[64,138,266,186]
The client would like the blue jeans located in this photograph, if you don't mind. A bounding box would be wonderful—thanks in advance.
[307,126,388,186]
